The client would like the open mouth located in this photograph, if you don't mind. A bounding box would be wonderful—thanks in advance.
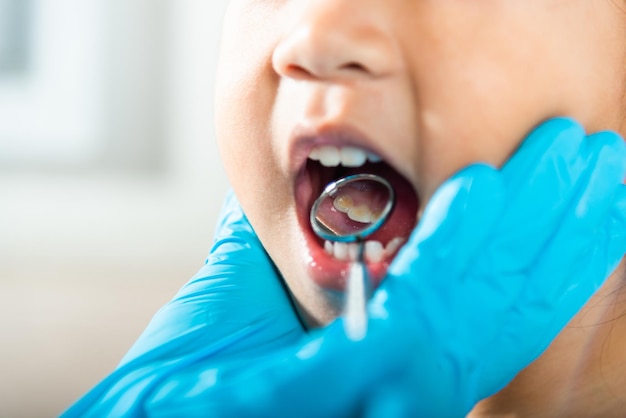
[295,142,419,291]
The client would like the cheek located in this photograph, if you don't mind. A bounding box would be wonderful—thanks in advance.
[403,1,626,200]
[214,13,287,228]
[215,84,285,234]
[413,69,555,201]
[408,30,584,199]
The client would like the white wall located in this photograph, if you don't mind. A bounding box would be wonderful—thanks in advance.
[0,1,230,416]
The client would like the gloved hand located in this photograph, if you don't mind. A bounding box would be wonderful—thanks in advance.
[151,117,626,418]
[62,191,306,417]
[63,118,626,418]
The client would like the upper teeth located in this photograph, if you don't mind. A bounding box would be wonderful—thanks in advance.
[309,146,382,167]
[333,194,380,223]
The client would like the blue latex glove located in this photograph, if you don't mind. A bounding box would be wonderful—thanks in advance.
[63,118,626,417]
[62,191,306,417]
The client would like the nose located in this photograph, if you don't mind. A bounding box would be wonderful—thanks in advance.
[272,2,399,82]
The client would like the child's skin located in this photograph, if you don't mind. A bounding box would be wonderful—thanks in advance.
[215,1,626,416]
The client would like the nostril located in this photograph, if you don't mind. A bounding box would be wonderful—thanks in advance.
[282,61,377,82]
[281,61,369,81]
[284,64,315,80]
[341,62,367,73]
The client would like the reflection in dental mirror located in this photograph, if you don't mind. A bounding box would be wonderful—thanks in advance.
[310,173,395,340]
[310,173,395,243]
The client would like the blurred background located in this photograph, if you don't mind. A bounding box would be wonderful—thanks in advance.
[0,1,230,416]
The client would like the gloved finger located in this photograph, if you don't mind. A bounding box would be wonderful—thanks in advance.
[522,131,626,299]
[477,133,626,396]
[527,163,624,338]
[505,130,625,333]
[372,164,505,362]
[447,121,619,355]
[494,117,589,272]
[604,183,626,274]
[120,189,304,365]
[384,163,504,295]
[538,182,626,354]
[545,182,626,326]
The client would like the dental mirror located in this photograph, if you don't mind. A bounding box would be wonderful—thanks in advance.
[309,173,395,340]
[310,173,395,243]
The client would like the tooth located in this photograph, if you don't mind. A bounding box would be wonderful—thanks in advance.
[310,145,381,167]
[324,240,334,255]
[324,237,405,262]
[367,152,383,163]
[333,195,353,213]
[332,192,377,223]
[317,146,340,167]
[333,242,349,260]
[348,243,360,261]
[384,237,405,256]
[340,147,367,167]
[347,204,375,223]
[365,241,384,263]
[309,148,320,161]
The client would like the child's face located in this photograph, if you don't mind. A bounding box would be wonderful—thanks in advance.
[215,0,626,326]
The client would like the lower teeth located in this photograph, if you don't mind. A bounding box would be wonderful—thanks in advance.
[324,238,405,263]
